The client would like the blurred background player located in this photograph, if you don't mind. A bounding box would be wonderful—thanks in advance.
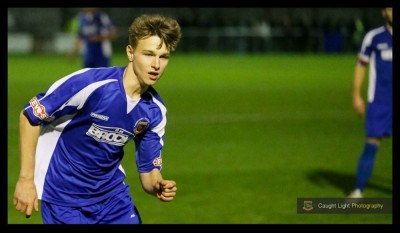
[69,8,117,68]
[348,7,392,198]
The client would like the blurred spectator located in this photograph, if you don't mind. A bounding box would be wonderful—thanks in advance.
[69,8,117,68]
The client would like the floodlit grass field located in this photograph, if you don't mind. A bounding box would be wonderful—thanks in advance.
[8,53,392,224]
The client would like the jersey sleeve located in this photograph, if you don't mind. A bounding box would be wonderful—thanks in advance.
[135,105,166,173]
[23,68,93,125]
[358,30,375,65]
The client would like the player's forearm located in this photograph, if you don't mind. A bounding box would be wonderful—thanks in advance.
[139,168,163,196]
[352,64,366,99]
[100,30,117,41]
[18,110,40,180]
[107,30,117,41]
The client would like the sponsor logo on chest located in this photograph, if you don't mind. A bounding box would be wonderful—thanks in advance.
[377,43,392,61]
[90,112,109,121]
[381,49,392,61]
[86,123,133,146]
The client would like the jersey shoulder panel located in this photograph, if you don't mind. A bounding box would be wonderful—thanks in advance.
[24,67,123,125]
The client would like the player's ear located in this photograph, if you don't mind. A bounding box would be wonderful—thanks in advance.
[126,45,134,62]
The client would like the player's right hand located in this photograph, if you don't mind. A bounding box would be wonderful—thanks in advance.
[353,96,365,116]
[13,178,39,217]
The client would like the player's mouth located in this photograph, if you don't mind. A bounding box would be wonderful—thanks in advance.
[148,72,159,81]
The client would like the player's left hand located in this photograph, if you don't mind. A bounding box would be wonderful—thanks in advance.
[156,180,177,202]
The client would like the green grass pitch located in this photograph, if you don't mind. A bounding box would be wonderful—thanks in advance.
[7,53,392,224]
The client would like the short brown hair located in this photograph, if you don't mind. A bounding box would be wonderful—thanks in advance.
[128,14,182,52]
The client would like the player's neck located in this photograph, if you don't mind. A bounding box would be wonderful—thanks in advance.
[386,24,392,34]
[123,66,148,100]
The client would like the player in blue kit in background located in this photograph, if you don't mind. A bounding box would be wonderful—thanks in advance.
[13,14,181,224]
[70,8,117,68]
[348,8,392,198]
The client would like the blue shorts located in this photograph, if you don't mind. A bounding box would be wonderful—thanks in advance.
[365,102,392,138]
[41,186,141,224]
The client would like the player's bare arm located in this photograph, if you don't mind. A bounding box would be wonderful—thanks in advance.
[139,168,177,202]
[13,110,40,217]
[352,63,367,116]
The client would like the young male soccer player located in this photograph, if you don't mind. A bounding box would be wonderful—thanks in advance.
[13,14,181,224]
[348,8,392,198]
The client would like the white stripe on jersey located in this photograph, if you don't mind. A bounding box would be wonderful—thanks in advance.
[149,92,166,147]
[45,68,90,97]
[35,115,75,199]
[368,53,377,103]
[52,79,117,115]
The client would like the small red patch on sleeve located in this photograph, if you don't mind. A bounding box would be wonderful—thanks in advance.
[29,97,49,120]
[153,156,162,167]
[357,56,369,66]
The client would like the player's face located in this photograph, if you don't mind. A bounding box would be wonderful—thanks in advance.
[130,36,170,87]
[382,8,392,27]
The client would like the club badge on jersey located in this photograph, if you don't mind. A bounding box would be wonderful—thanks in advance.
[133,117,150,135]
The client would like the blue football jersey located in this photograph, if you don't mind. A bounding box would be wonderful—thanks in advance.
[358,26,392,137]
[358,26,392,104]
[78,11,114,67]
[24,67,166,207]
